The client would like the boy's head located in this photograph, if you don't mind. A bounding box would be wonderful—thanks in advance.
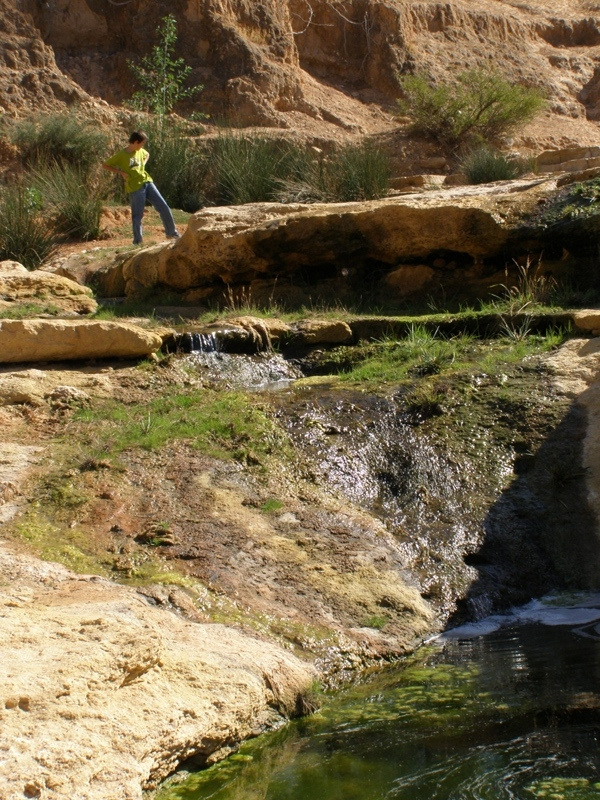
[128,131,148,145]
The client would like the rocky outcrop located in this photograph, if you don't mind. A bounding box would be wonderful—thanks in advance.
[0,545,314,800]
[0,0,91,115]
[95,178,559,304]
[0,260,97,316]
[0,319,164,363]
[5,1,600,144]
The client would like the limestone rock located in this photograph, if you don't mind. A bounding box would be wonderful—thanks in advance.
[96,180,552,303]
[227,315,293,345]
[384,265,436,296]
[572,310,600,336]
[0,546,314,800]
[0,260,97,316]
[294,319,353,345]
[0,320,163,363]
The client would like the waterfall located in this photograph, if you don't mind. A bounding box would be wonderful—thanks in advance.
[180,332,220,353]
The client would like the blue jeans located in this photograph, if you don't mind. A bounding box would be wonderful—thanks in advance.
[129,182,178,244]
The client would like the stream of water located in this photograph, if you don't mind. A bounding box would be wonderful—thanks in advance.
[157,594,600,800]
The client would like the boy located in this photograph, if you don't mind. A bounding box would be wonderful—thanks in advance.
[103,131,179,245]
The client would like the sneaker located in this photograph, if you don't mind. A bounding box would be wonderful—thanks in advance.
[167,232,180,240]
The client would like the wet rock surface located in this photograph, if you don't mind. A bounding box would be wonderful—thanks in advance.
[1,332,599,799]
[274,368,583,621]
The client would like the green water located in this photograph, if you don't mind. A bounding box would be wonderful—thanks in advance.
[157,623,600,800]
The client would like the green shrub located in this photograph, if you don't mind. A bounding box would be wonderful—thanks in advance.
[33,162,106,240]
[275,141,391,204]
[11,113,109,173]
[142,120,207,212]
[398,70,545,148]
[208,134,298,205]
[0,185,58,269]
[462,147,522,184]
[327,142,391,201]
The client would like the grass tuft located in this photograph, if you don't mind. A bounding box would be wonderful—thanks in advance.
[33,161,107,241]
[11,112,109,173]
[461,147,524,184]
[0,185,58,269]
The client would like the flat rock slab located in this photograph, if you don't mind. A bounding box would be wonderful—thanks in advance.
[572,310,600,335]
[0,546,313,800]
[0,319,163,363]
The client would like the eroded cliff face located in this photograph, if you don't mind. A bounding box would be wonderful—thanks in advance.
[4,0,600,143]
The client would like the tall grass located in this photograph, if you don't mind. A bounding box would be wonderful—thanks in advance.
[11,113,109,173]
[208,134,297,205]
[204,135,391,206]
[462,147,531,185]
[142,120,208,212]
[327,142,391,201]
[0,186,57,269]
[33,162,106,240]
[490,258,557,313]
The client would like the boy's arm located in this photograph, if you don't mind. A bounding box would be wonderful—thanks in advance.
[103,163,128,180]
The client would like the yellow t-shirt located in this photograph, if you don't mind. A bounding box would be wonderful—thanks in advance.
[104,148,152,193]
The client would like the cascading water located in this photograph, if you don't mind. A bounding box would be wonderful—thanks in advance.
[181,331,302,390]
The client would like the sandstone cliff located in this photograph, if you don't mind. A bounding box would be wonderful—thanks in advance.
[1,0,598,148]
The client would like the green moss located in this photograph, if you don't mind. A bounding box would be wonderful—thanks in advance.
[261,498,284,512]
[526,777,600,799]
[75,389,289,462]
[537,178,600,227]
[0,302,62,319]
[362,615,389,630]
[14,515,111,576]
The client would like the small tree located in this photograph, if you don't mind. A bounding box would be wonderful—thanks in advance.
[128,14,202,116]
[398,69,545,149]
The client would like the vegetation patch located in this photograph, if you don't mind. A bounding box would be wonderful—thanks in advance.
[10,112,110,173]
[302,324,568,396]
[75,389,289,462]
[534,178,600,228]
[398,69,545,149]
[0,185,58,269]
[461,146,531,185]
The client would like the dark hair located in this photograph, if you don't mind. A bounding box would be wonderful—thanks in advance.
[128,130,148,144]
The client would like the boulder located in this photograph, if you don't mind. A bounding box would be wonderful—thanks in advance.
[572,310,600,336]
[96,179,554,303]
[294,319,353,345]
[0,548,314,800]
[384,264,436,296]
[227,315,293,345]
[0,320,163,363]
[0,260,97,315]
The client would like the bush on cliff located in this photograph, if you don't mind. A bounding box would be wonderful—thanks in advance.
[397,70,545,149]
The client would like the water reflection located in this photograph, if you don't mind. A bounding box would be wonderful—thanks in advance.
[157,612,600,800]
